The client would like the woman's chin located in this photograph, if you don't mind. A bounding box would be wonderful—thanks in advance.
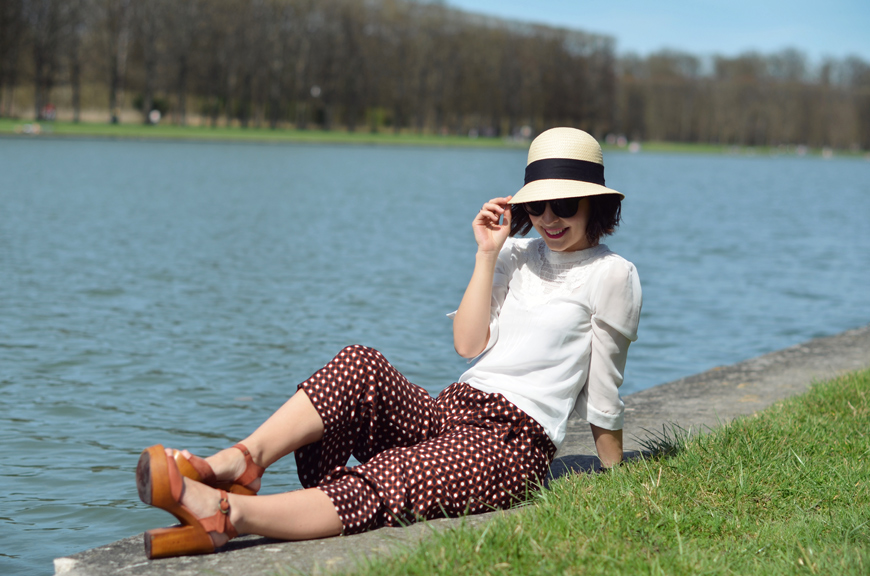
[541,234,591,253]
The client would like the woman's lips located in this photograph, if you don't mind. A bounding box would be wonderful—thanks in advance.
[544,228,566,239]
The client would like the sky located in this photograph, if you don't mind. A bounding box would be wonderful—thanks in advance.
[444,0,870,63]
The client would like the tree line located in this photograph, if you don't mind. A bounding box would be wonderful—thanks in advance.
[618,49,870,150]
[1,0,868,149]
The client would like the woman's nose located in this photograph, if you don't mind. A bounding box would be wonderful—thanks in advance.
[541,202,558,223]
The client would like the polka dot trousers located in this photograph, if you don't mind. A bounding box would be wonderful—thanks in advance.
[294,345,556,535]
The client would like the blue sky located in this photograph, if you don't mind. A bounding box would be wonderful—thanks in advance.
[445,0,870,62]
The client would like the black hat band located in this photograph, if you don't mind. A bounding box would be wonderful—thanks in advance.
[524,158,605,186]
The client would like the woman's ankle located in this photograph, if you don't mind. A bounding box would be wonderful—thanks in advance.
[204,447,247,482]
[179,478,233,547]
[237,439,268,469]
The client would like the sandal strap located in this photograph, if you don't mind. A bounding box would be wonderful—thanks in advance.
[232,443,265,489]
[199,489,238,540]
[173,450,217,485]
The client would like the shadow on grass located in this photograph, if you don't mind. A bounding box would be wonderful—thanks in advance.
[546,423,694,485]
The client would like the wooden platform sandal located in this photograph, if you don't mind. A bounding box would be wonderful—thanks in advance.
[137,444,239,559]
[171,443,265,496]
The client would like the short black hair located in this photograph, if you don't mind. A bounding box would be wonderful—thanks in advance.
[509,194,622,245]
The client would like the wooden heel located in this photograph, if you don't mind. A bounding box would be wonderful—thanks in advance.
[145,525,215,559]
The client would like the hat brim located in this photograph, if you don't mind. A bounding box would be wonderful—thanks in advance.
[509,179,623,204]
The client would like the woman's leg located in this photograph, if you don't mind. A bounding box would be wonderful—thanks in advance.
[175,344,442,544]
[167,345,442,544]
[179,477,341,546]
[311,383,556,535]
[200,345,440,487]
[293,345,442,489]
[194,390,324,492]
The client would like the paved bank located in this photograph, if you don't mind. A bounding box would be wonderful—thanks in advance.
[54,324,870,575]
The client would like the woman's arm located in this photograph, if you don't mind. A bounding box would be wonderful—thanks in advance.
[453,196,512,358]
[591,424,623,469]
[586,261,641,469]
[587,321,630,467]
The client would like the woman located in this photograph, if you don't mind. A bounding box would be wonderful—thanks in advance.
[136,127,642,559]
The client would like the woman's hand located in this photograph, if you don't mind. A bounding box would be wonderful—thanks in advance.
[472,196,512,255]
[454,196,512,357]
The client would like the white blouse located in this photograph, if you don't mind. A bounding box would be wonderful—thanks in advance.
[451,237,642,448]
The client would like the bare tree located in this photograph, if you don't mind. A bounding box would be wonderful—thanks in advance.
[65,0,90,123]
[845,56,870,149]
[25,0,70,119]
[134,0,163,124]
[164,0,201,125]
[0,0,25,116]
[97,0,132,123]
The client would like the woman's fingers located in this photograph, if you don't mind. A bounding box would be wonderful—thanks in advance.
[501,199,512,227]
[476,210,500,227]
[482,197,507,212]
[478,197,511,225]
[472,196,513,252]
[475,208,500,227]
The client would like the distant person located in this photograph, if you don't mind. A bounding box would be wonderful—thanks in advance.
[135,127,642,558]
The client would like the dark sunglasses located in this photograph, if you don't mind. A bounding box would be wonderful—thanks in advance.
[521,197,581,218]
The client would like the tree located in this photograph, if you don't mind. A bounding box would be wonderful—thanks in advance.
[66,0,89,123]
[97,0,133,123]
[0,0,25,116]
[133,0,163,124]
[25,0,71,119]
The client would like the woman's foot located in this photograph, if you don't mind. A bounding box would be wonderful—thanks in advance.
[176,476,238,549]
[206,446,262,494]
[172,444,264,495]
[138,445,240,558]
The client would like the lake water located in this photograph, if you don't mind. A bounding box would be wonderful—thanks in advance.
[1,137,868,575]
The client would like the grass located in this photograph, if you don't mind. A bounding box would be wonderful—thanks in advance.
[634,141,868,158]
[0,118,519,148]
[348,369,870,575]
[3,118,866,157]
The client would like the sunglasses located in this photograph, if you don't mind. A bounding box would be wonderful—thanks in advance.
[521,197,581,218]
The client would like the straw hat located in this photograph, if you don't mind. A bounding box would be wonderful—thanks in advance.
[509,127,623,204]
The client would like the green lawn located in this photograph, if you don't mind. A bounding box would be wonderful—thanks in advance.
[351,370,870,575]
[2,118,864,157]
[0,118,518,148]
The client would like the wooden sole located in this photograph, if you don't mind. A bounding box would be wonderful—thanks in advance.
[145,525,215,559]
[136,448,154,506]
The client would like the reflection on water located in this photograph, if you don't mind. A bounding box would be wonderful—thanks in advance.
[1,138,868,574]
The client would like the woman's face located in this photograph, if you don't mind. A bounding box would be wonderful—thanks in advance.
[529,197,593,252]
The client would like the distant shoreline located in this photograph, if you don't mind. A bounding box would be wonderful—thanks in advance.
[2,118,867,158]
[0,118,524,149]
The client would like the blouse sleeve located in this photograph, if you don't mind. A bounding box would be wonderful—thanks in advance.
[447,239,515,361]
[578,258,643,430]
